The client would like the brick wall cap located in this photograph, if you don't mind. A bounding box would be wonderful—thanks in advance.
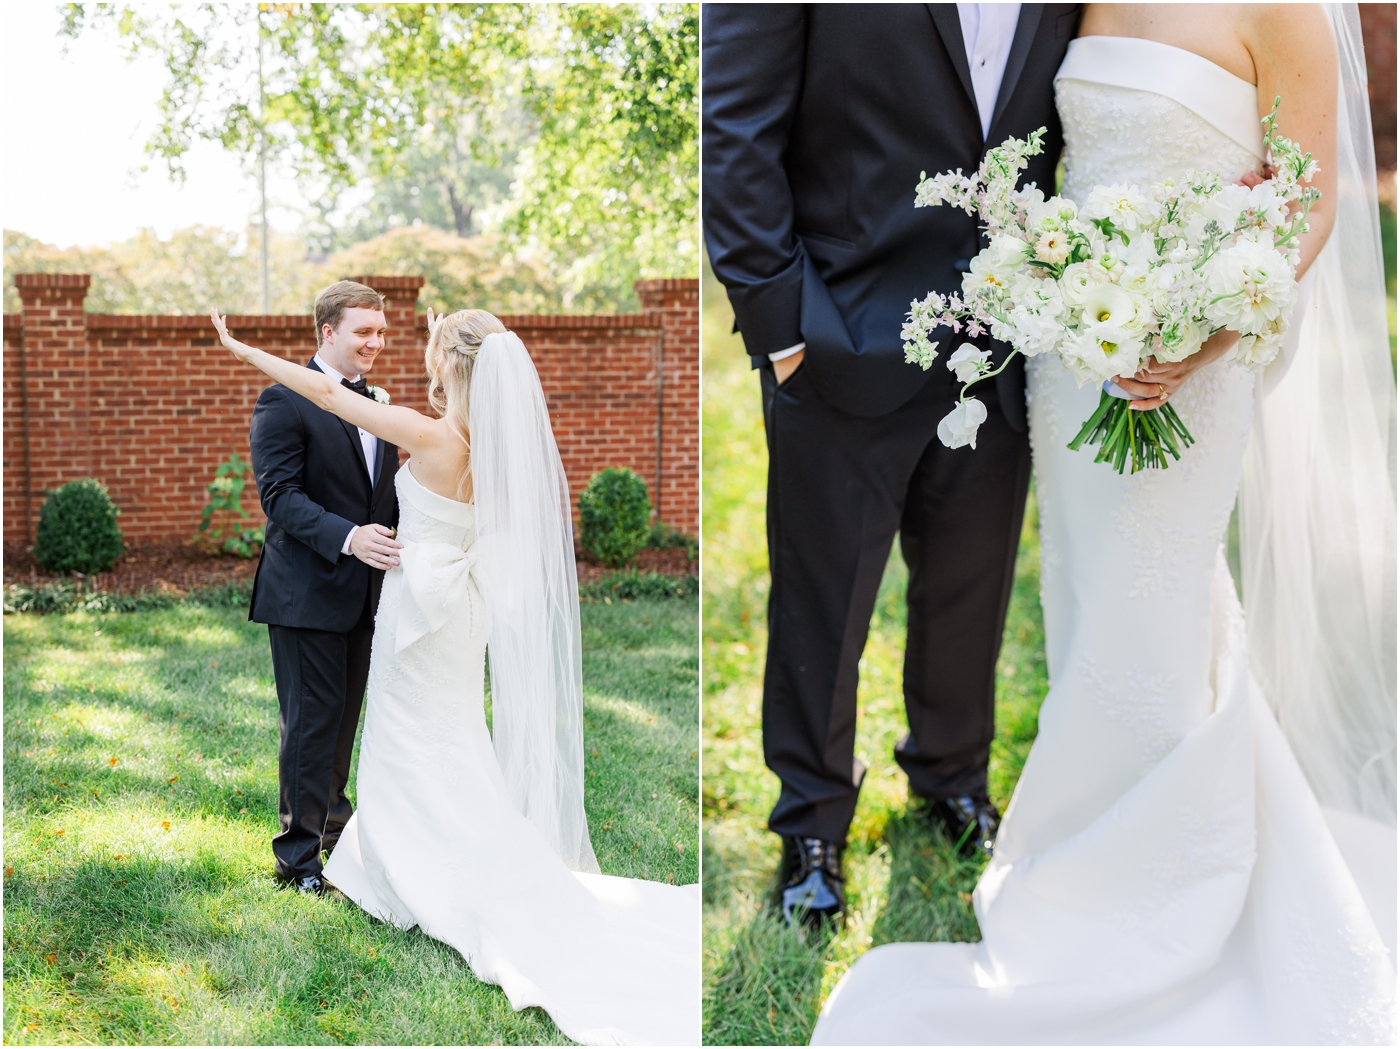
[86,313,313,330]
[14,273,92,290]
[633,278,699,293]
[348,275,427,291]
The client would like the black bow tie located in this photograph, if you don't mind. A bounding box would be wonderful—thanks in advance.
[342,377,371,398]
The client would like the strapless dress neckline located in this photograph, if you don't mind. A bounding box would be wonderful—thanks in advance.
[1057,35,1264,160]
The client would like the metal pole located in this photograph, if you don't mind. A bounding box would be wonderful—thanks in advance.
[258,11,270,314]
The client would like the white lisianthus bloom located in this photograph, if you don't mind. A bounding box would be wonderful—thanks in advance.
[1083,183,1160,232]
[1205,238,1295,334]
[1034,229,1070,265]
[369,385,390,404]
[1246,180,1290,229]
[937,397,989,449]
[1078,283,1147,378]
[964,240,1027,299]
[947,343,992,382]
[1205,183,1251,233]
[1059,262,1093,306]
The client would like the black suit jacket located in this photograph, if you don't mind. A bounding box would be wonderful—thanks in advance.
[702,3,1081,421]
[248,360,400,632]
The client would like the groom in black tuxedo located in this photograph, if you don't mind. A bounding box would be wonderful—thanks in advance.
[703,3,1080,923]
[249,280,404,894]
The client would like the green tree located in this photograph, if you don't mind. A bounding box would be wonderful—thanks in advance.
[60,3,697,313]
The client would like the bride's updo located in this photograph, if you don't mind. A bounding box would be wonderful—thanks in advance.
[425,308,507,496]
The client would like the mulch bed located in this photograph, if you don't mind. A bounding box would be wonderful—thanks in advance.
[4,540,696,595]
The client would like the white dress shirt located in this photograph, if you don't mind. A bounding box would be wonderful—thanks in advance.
[958,2,1022,139]
[313,351,378,555]
[768,4,1022,365]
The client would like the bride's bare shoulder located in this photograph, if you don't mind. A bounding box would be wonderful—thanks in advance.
[1242,4,1333,64]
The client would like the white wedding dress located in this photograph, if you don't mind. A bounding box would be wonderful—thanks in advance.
[812,34,1396,1046]
[324,466,699,1045]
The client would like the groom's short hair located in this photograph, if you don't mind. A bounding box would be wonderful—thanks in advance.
[314,280,386,346]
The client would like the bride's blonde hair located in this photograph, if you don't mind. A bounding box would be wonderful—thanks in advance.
[425,308,508,498]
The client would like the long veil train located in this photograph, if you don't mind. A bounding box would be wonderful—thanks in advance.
[1239,3,1396,933]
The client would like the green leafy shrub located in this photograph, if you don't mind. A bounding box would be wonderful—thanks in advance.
[646,521,699,562]
[578,467,652,569]
[2,579,252,616]
[197,453,265,557]
[32,479,124,575]
[578,570,698,603]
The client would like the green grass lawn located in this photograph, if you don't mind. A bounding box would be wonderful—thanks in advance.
[3,595,698,1045]
[700,261,1047,1045]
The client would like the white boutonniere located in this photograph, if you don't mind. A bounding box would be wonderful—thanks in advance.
[367,385,390,404]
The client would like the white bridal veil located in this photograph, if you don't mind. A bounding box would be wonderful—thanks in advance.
[1239,4,1397,829]
[470,331,601,875]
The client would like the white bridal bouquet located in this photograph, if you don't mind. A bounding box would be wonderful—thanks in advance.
[903,99,1319,473]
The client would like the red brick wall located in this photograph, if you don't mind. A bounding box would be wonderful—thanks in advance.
[3,275,699,547]
[1362,4,1397,174]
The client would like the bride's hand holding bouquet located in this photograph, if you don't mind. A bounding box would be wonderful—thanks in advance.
[902,99,1320,473]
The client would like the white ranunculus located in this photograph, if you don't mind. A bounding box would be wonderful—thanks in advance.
[369,385,391,404]
[987,235,1031,277]
[937,397,989,449]
[1230,316,1286,368]
[1083,183,1160,232]
[1205,238,1295,334]
[1058,262,1093,306]
[946,343,992,383]
[1154,317,1208,362]
[1086,252,1125,284]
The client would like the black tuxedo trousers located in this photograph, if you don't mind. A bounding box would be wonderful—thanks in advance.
[267,594,373,880]
[248,362,399,881]
[762,364,1030,842]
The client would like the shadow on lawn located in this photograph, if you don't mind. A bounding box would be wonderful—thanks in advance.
[5,597,696,1045]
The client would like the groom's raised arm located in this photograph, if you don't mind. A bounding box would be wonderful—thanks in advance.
[250,385,360,565]
[702,4,808,367]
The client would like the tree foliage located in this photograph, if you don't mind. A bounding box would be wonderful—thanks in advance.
[59,3,697,312]
[4,225,560,317]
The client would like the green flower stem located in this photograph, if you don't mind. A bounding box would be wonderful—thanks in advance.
[1067,390,1197,475]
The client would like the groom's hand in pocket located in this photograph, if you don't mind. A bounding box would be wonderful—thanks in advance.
[774,349,805,385]
[350,523,403,569]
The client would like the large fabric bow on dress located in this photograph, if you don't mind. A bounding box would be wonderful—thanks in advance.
[394,541,482,654]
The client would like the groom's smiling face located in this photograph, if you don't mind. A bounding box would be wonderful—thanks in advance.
[321,307,388,378]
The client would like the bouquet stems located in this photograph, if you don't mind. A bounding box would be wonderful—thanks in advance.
[1066,391,1195,474]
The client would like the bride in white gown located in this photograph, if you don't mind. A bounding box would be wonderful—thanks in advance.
[813,5,1395,1045]
[210,307,699,1045]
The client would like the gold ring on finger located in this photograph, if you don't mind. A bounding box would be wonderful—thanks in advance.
[1158,383,1167,399]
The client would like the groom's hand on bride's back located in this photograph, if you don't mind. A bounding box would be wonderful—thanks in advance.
[350,523,402,569]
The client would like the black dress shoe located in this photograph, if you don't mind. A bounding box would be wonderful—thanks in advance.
[924,794,1000,859]
[283,873,328,896]
[777,836,846,927]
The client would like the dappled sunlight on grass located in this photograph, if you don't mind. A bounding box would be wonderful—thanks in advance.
[701,259,1047,1044]
[5,594,696,1044]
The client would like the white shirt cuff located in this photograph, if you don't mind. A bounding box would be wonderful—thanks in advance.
[768,342,806,363]
[342,526,357,555]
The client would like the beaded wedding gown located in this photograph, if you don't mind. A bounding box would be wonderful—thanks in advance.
[324,467,699,1045]
[812,35,1395,1045]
